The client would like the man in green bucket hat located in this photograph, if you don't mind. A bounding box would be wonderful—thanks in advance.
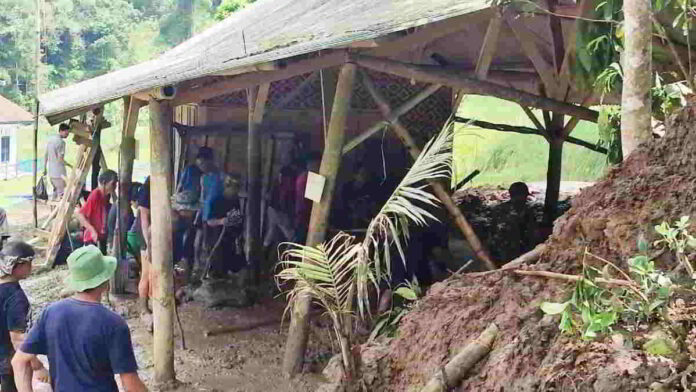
[12,245,148,392]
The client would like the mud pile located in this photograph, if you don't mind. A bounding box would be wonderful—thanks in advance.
[371,105,696,392]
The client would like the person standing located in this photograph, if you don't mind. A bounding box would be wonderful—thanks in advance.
[136,177,153,319]
[43,123,71,201]
[263,165,296,258]
[0,242,49,392]
[12,245,148,392]
[75,170,118,255]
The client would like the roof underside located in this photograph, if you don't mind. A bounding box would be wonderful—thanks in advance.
[39,0,488,120]
[0,95,33,124]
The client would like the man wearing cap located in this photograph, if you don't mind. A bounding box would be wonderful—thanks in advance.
[0,242,48,392]
[489,182,539,265]
[12,245,148,392]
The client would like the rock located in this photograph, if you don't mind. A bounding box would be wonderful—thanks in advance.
[192,277,252,308]
[322,354,344,384]
[643,329,679,357]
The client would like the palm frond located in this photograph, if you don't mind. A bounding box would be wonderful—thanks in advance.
[277,233,367,319]
[364,120,454,272]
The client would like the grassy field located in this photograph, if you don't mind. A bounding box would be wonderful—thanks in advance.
[1,96,608,207]
[453,96,607,187]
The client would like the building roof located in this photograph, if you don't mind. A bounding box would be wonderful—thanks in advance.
[0,95,33,124]
[39,0,488,121]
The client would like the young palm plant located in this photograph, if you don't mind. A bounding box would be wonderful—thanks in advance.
[276,120,454,384]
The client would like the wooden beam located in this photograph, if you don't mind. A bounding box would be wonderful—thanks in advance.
[454,117,607,154]
[246,83,270,285]
[452,7,503,113]
[149,99,176,383]
[546,0,566,73]
[562,93,596,137]
[475,9,503,80]
[351,54,599,123]
[519,104,546,133]
[557,0,592,96]
[360,70,497,270]
[342,83,443,154]
[173,51,347,106]
[283,63,357,378]
[505,14,559,98]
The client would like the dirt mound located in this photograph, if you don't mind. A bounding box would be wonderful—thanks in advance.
[377,106,696,391]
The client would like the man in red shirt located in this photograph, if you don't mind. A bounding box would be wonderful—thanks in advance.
[294,152,321,244]
[76,170,118,254]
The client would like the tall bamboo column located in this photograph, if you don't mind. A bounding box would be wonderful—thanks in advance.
[112,97,141,293]
[283,63,357,377]
[149,99,176,383]
[246,84,270,285]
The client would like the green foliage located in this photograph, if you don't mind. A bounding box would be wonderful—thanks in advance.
[541,224,678,340]
[575,0,623,91]
[215,0,256,20]
[654,216,696,278]
[597,105,622,165]
[369,280,421,341]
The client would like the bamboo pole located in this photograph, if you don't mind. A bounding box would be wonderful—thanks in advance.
[359,70,496,270]
[33,100,39,228]
[419,323,498,392]
[111,97,141,294]
[246,83,270,285]
[351,54,599,123]
[283,63,357,377]
[149,99,176,383]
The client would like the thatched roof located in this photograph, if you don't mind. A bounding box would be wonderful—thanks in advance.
[40,0,488,121]
[0,95,33,124]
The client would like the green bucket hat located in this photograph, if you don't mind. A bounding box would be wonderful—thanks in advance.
[66,245,117,292]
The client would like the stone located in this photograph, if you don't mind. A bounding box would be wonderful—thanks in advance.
[192,276,252,308]
[643,329,678,357]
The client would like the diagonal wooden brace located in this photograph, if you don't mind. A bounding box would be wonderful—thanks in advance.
[359,69,497,270]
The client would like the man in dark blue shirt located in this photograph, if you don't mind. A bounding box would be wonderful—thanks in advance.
[12,245,148,392]
[0,242,48,392]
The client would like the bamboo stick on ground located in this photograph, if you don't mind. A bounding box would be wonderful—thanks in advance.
[419,323,499,392]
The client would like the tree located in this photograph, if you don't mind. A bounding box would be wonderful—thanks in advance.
[620,0,653,156]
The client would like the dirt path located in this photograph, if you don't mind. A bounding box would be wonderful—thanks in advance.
[20,266,333,392]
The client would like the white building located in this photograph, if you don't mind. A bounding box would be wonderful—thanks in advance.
[0,95,33,180]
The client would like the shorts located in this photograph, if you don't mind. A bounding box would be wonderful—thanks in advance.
[127,231,144,255]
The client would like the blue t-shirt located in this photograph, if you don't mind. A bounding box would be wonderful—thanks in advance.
[178,165,202,196]
[21,298,138,392]
[0,282,29,375]
[201,172,224,221]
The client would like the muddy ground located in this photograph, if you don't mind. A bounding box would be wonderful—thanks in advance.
[366,104,696,391]
[19,263,334,392]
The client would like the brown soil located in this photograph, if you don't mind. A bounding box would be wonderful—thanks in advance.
[378,105,696,392]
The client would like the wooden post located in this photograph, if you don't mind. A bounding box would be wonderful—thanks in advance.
[283,63,357,377]
[246,83,270,285]
[543,110,565,226]
[33,100,39,228]
[359,70,496,270]
[111,97,141,294]
[148,99,176,384]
